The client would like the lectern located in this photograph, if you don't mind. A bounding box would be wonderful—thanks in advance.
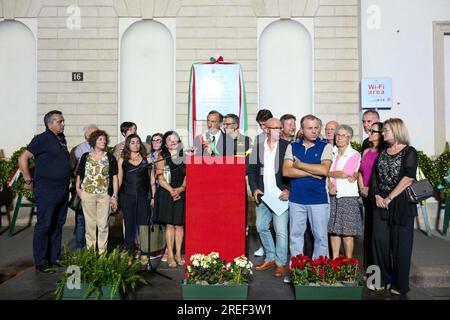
[185,156,246,262]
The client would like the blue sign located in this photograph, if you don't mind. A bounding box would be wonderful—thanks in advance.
[361,78,392,109]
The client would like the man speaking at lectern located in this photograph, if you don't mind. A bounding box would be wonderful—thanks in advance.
[193,110,233,157]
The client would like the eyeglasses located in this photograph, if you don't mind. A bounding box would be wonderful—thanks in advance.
[223,122,235,127]
[335,134,350,138]
[369,129,381,134]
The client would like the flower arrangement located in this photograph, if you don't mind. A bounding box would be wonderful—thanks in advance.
[289,254,362,286]
[186,252,253,285]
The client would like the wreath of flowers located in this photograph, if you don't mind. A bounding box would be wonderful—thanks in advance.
[0,147,34,201]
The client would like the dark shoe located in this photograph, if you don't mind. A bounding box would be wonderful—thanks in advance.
[255,261,276,271]
[50,262,64,269]
[35,265,54,273]
[274,265,286,277]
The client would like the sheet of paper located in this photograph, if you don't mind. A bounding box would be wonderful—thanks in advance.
[261,192,289,216]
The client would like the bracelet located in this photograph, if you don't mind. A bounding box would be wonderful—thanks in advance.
[111,195,119,200]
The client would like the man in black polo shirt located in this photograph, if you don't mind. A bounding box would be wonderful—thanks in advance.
[19,110,71,273]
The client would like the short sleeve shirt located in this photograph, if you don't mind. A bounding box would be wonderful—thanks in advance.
[27,129,70,187]
[284,142,333,162]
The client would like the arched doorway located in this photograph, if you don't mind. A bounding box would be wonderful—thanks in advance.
[259,19,313,119]
[0,20,36,156]
[120,19,175,140]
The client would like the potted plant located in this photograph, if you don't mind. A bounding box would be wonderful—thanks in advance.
[53,245,147,300]
[181,252,253,300]
[289,254,363,300]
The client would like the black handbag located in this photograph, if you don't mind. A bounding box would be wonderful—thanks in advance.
[406,179,434,203]
[68,191,82,211]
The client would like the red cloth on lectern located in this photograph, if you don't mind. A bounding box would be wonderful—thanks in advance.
[185,156,246,262]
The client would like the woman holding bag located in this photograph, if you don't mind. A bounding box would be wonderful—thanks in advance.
[370,118,418,297]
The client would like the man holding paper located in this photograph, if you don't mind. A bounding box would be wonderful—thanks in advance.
[248,118,290,278]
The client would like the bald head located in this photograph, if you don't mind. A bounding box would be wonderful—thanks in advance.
[265,118,282,142]
[325,120,338,143]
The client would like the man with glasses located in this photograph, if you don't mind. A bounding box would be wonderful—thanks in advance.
[361,109,380,152]
[248,118,290,279]
[223,114,253,159]
[193,110,233,157]
[19,110,71,273]
[324,120,339,145]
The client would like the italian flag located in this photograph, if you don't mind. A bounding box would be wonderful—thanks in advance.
[187,56,248,146]
[7,167,21,188]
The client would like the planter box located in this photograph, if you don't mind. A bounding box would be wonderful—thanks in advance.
[294,284,363,300]
[182,283,248,300]
[62,283,121,300]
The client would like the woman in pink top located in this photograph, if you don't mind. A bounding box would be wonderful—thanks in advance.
[358,122,384,270]
[328,125,362,259]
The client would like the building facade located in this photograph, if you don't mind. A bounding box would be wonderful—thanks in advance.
[0,0,360,156]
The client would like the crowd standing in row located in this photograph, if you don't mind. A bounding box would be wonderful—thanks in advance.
[18,107,418,297]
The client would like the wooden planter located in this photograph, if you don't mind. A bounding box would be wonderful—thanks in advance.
[181,283,248,300]
[294,284,363,300]
[62,283,121,300]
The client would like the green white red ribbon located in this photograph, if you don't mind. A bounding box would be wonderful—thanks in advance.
[187,56,248,146]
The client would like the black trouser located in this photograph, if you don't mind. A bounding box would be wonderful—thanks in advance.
[122,194,138,255]
[372,212,414,294]
[362,196,374,270]
[34,186,69,267]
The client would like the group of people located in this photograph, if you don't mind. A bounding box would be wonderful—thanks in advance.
[247,109,418,297]
[18,107,418,297]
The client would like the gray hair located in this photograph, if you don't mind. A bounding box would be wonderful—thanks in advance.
[43,110,62,128]
[336,124,354,139]
[224,113,239,125]
[83,123,98,134]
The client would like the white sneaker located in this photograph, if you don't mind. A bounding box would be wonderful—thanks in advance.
[254,247,265,257]
[283,276,291,284]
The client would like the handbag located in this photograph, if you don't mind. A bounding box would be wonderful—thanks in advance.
[68,190,82,211]
[405,168,434,203]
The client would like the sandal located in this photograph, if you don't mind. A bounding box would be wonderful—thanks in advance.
[176,258,185,266]
[168,259,177,268]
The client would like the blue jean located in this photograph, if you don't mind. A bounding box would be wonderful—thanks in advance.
[289,202,330,259]
[74,209,86,249]
[255,202,289,266]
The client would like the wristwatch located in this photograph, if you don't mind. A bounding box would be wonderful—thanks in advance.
[24,179,33,185]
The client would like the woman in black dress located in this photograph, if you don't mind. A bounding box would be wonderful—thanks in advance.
[118,134,155,261]
[370,118,418,297]
[155,131,186,268]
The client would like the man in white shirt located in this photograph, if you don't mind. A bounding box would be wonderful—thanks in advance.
[248,118,290,278]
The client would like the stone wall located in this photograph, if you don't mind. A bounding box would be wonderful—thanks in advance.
[0,0,360,148]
